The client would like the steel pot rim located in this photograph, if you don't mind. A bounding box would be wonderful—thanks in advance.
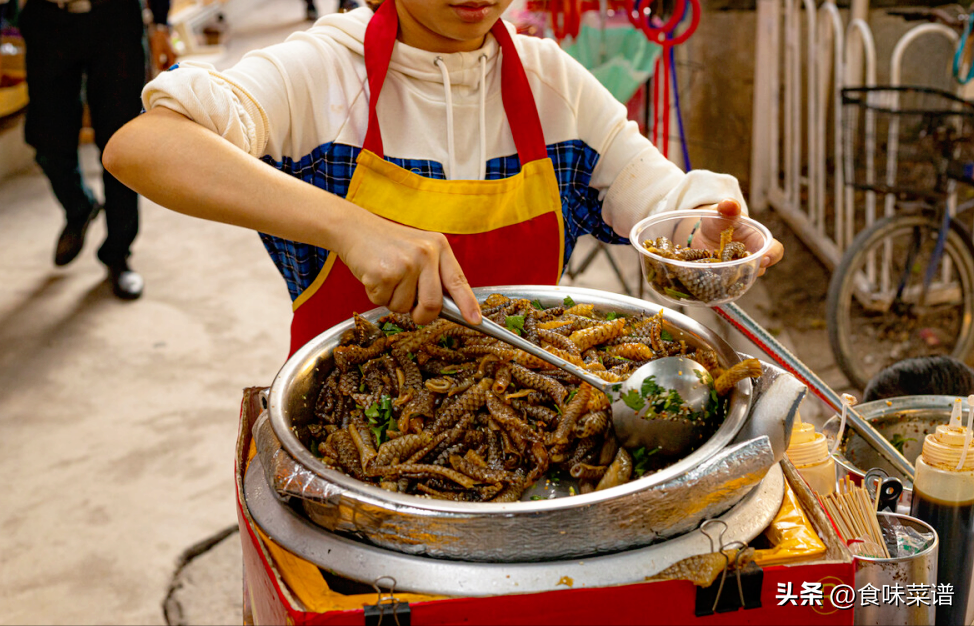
[268,285,753,515]
[823,394,970,489]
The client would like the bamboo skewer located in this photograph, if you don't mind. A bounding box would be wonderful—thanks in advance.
[820,477,890,558]
[860,488,889,557]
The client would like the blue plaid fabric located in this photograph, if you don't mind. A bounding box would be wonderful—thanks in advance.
[259,140,624,301]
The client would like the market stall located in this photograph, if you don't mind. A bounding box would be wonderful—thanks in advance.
[230,239,971,624]
[233,283,864,625]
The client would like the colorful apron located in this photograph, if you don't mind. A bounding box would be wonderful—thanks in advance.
[288,0,565,355]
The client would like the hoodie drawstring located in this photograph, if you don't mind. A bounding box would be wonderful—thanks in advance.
[433,56,458,181]
[433,54,490,181]
[478,54,487,181]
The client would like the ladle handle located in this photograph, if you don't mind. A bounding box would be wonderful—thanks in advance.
[438,297,612,393]
[715,303,915,480]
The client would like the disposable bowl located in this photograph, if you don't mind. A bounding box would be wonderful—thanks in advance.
[629,210,772,307]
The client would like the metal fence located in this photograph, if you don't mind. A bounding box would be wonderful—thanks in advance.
[749,0,964,270]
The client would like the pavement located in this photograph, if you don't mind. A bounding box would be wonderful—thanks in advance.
[0,3,842,623]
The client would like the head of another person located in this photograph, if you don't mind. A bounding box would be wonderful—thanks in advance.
[862,356,974,403]
[368,0,516,52]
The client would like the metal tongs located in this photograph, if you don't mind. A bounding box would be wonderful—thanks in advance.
[714,303,915,479]
[438,297,717,456]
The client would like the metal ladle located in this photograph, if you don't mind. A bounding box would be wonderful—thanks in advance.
[439,297,716,456]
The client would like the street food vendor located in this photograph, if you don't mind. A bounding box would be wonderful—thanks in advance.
[103,0,784,355]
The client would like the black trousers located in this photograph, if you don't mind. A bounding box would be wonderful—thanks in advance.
[20,0,147,265]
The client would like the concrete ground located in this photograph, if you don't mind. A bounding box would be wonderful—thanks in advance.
[0,3,843,624]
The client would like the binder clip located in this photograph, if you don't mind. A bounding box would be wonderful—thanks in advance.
[364,576,411,626]
[695,520,763,616]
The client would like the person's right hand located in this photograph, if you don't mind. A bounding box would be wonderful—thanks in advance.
[337,211,481,326]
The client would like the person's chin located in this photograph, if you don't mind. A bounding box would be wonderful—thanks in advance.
[444,20,496,42]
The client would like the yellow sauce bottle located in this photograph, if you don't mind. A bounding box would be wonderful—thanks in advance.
[786,412,835,496]
[909,398,974,626]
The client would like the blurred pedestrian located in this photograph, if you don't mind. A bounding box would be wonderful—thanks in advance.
[305,0,360,21]
[19,0,175,299]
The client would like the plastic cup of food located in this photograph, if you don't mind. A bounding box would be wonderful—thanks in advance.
[629,209,772,307]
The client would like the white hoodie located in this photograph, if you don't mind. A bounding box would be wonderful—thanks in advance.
[143,8,746,301]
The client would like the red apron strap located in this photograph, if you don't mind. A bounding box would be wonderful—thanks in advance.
[361,0,548,164]
[362,0,398,156]
[488,20,548,164]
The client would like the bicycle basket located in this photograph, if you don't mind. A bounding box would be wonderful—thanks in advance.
[842,86,974,199]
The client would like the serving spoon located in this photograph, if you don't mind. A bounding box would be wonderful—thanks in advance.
[438,297,718,456]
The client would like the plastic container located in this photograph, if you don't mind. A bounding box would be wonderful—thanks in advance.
[629,210,772,307]
[909,419,974,626]
[853,512,938,626]
[786,413,835,495]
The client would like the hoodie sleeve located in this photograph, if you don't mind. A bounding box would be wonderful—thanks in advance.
[556,45,748,238]
[142,31,360,160]
[142,57,276,158]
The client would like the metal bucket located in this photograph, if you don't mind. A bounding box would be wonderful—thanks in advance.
[853,512,938,626]
[822,395,969,498]
[266,285,763,561]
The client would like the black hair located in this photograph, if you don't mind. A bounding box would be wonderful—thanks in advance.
[862,356,974,403]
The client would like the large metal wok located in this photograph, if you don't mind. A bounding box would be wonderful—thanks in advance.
[264,285,770,561]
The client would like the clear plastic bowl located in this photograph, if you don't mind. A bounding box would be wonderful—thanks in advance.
[629,209,772,307]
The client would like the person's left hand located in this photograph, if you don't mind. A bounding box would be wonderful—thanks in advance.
[148,25,178,72]
[691,199,784,276]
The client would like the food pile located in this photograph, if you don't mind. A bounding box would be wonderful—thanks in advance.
[641,227,755,303]
[306,294,761,502]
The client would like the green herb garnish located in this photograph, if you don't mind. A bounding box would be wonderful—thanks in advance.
[606,311,619,321]
[563,296,576,308]
[531,299,545,311]
[663,287,691,300]
[660,329,674,342]
[365,395,396,446]
[530,495,544,501]
[546,469,567,485]
[631,445,662,477]
[622,389,646,411]
[890,433,916,454]
[505,315,526,336]
[693,369,715,387]
[641,376,663,397]
[381,322,404,336]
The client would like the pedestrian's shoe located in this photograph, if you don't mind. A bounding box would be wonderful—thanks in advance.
[108,261,144,300]
[54,203,101,267]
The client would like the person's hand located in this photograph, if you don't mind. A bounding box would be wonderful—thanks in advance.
[148,25,178,72]
[690,199,784,276]
[336,211,482,325]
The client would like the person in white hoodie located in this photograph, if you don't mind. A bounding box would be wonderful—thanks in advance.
[103,0,783,355]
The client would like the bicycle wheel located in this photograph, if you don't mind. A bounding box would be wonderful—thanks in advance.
[827,214,974,389]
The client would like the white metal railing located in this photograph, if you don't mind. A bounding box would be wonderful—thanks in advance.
[750,0,962,270]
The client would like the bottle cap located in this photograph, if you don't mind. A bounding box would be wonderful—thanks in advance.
[921,422,974,472]
[787,413,831,466]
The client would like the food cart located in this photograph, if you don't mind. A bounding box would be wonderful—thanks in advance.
[234,286,858,625]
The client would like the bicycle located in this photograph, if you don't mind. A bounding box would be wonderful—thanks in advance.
[826,86,974,389]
